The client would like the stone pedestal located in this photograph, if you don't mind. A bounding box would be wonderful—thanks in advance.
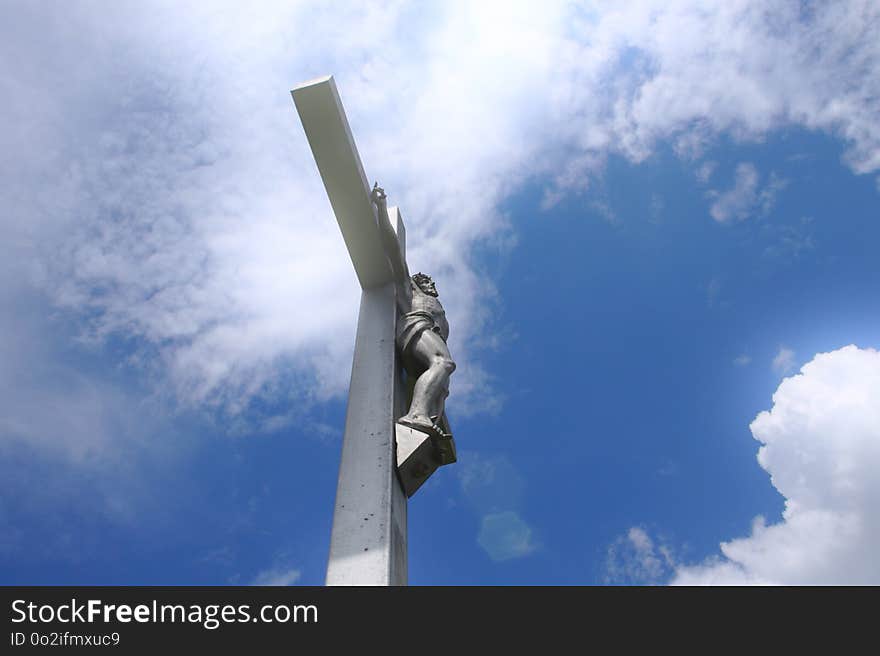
[395,420,457,498]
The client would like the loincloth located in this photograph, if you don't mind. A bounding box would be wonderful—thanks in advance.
[396,310,444,357]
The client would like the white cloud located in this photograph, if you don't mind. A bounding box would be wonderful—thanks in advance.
[772,346,796,375]
[708,163,761,222]
[0,305,196,557]
[0,290,176,470]
[734,354,752,367]
[760,173,789,214]
[251,566,302,586]
[2,0,879,432]
[707,163,786,223]
[477,511,537,562]
[603,526,676,585]
[673,345,880,584]
[696,161,717,184]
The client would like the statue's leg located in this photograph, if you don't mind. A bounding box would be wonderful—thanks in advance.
[400,330,455,431]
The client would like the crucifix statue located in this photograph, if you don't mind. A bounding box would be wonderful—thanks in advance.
[370,182,456,444]
[290,76,457,586]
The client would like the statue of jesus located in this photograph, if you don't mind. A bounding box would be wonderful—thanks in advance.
[371,183,455,440]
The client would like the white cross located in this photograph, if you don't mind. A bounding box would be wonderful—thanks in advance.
[291,76,409,586]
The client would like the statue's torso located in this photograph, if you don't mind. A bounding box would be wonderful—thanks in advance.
[409,283,449,341]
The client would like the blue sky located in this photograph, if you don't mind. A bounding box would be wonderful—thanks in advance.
[2,1,879,585]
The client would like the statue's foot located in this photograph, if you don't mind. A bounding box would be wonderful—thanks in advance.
[397,414,434,433]
[429,415,452,440]
[398,414,450,440]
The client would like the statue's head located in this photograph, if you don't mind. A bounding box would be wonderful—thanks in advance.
[412,272,438,297]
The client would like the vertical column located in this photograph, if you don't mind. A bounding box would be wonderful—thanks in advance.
[291,76,409,585]
[325,208,408,586]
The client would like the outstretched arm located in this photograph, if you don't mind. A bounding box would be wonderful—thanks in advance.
[371,183,412,310]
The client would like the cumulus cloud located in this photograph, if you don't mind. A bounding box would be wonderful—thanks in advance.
[673,345,880,584]
[2,0,879,435]
[544,1,880,195]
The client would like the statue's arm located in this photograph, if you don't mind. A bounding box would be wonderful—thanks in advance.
[371,183,412,310]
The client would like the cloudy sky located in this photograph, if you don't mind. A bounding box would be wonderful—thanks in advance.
[2,0,879,585]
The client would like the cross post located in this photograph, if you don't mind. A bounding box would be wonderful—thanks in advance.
[291,76,408,585]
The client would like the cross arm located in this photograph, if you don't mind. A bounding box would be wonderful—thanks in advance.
[291,76,393,290]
